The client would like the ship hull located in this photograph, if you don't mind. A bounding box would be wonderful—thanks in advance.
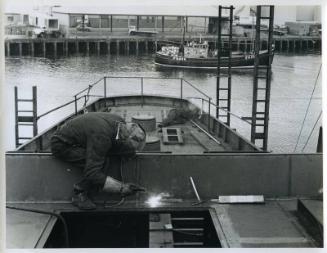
[155,51,273,69]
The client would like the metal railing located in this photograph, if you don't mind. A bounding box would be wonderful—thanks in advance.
[36,76,213,128]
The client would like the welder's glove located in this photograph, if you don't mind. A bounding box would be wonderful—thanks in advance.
[121,183,146,197]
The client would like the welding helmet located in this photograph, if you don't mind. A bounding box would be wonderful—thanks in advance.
[125,123,146,151]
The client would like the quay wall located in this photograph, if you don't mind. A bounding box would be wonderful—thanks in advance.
[4,35,321,57]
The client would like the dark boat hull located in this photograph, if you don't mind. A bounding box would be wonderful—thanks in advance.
[155,51,273,69]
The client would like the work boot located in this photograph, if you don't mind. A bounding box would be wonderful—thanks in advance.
[72,192,96,210]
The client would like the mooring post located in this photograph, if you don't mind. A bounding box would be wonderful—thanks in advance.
[155,40,158,52]
[293,39,296,52]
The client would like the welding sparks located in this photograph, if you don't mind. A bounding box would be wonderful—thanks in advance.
[145,193,170,207]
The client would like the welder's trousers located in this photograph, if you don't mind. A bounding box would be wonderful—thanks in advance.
[51,136,107,193]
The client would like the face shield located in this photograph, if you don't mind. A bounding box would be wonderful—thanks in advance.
[125,123,146,151]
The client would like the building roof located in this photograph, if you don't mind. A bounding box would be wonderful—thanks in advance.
[52,5,227,17]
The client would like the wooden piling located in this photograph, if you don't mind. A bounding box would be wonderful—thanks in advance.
[7,42,10,57]
[136,40,139,55]
[145,40,148,54]
[86,42,90,55]
[126,41,129,55]
[96,42,100,56]
[30,42,34,56]
[107,41,110,55]
[54,42,57,58]
[116,40,120,55]
[18,43,22,57]
[76,40,79,54]
[64,41,68,56]
[43,42,46,57]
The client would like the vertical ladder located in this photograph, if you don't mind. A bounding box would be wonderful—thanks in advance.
[251,6,274,150]
[14,86,38,147]
[216,5,233,126]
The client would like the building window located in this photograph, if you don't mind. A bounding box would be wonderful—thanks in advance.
[69,15,82,27]
[23,15,29,24]
[48,19,58,29]
[100,15,110,28]
[7,16,14,22]
[89,15,100,28]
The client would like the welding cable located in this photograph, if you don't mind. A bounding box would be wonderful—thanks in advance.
[6,205,70,248]
[301,110,322,152]
[293,64,322,152]
[104,157,126,209]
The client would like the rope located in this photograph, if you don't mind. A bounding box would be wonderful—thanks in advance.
[301,110,322,152]
[293,64,321,152]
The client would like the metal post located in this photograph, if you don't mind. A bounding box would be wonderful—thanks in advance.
[180,78,183,99]
[14,87,19,147]
[54,42,57,58]
[32,86,38,137]
[74,95,78,115]
[208,98,211,131]
[104,77,107,97]
[141,77,144,106]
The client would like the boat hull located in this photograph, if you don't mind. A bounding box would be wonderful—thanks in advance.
[155,51,273,69]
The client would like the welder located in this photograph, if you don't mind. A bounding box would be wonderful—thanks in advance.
[51,112,146,210]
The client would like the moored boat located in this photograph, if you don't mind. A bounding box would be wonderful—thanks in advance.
[155,41,273,69]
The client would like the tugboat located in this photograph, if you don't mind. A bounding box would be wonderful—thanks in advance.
[154,40,273,69]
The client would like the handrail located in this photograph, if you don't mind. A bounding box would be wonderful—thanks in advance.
[188,97,252,125]
[36,76,215,127]
[182,79,212,100]
[37,95,86,120]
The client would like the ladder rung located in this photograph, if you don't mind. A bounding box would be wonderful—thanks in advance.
[18,110,34,113]
[255,100,266,102]
[256,76,267,79]
[255,124,266,126]
[220,33,232,37]
[18,123,33,126]
[256,112,266,115]
[18,137,32,140]
[257,88,266,90]
[17,116,34,122]
[218,99,229,101]
[255,133,265,139]
[218,88,229,90]
[221,6,234,9]
[17,99,33,102]
[260,17,272,20]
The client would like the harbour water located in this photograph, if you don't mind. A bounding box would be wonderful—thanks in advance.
[4,53,322,152]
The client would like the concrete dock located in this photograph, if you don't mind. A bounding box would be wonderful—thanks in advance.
[5,34,321,57]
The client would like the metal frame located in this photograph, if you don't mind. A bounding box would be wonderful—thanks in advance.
[216,6,233,126]
[251,6,274,151]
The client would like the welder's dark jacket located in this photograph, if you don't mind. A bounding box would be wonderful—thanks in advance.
[51,112,134,186]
